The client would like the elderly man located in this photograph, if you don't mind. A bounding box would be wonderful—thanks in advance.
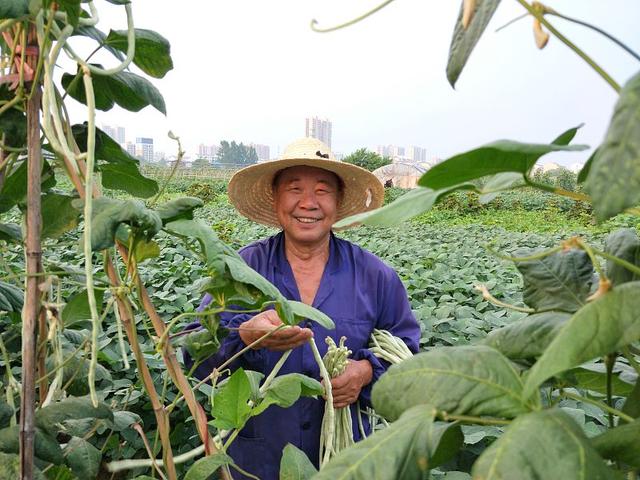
[188,138,420,479]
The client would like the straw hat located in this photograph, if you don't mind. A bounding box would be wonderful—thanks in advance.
[228,137,384,228]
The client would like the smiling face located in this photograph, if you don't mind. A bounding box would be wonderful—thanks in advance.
[272,166,341,248]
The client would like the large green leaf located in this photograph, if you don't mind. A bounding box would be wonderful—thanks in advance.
[314,406,463,479]
[252,373,323,416]
[418,139,587,190]
[0,0,29,18]
[0,159,56,213]
[523,281,640,398]
[288,300,335,329]
[472,409,616,480]
[0,223,21,243]
[280,444,317,480]
[45,353,112,397]
[78,197,162,251]
[0,425,64,464]
[591,418,640,468]
[211,368,252,430]
[184,453,233,480]
[514,248,594,313]
[100,161,159,198]
[577,148,597,184]
[0,281,23,312]
[478,172,525,204]
[482,311,570,360]
[105,28,173,78]
[72,124,139,166]
[334,184,476,228]
[623,380,640,419]
[155,197,204,224]
[35,396,113,435]
[586,72,640,221]
[604,228,640,286]
[0,402,13,429]
[561,367,635,397]
[61,289,105,327]
[446,0,502,88]
[41,193,80,239]
[64,437,102,479]
[372,346,532,422]
[0,105,27,148]
[62,68,166,114]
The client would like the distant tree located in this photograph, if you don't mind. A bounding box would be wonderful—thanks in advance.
[550,167,577,191]
[343,148,392,172]
[191,157,211,168]
[215,140,258,166]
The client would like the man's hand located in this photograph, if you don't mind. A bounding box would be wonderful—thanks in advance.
[238,310,313,351]
[330,359,373,408]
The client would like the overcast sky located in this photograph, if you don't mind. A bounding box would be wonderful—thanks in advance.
[66,1,640,167]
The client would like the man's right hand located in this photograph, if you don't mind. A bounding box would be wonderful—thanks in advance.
[238,310,313,351]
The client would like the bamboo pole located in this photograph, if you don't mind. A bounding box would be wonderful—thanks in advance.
[21,83,42,480]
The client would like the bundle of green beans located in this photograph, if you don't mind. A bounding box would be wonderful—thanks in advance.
[368,328,413,364]
[319,336,354,465]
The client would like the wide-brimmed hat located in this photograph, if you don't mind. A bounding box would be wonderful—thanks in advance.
[228,137,384,228]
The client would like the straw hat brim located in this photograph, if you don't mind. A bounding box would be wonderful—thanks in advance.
[228,158,384,229]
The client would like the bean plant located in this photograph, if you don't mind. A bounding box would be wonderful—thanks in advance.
[307,1,640,479]
[0,1,336,479]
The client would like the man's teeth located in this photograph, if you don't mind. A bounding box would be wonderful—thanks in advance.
[296,217,319,223]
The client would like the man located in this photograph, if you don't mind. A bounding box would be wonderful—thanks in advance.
[187,138,420,479]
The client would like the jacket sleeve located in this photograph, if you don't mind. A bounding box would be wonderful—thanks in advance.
[352,267,420,407]
[183,293,266,381]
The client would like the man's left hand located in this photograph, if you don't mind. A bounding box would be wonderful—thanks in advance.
[330,359,373,408]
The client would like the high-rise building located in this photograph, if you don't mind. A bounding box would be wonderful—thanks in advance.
[406,146,427,163]
[376,145,404,159]
[135,137,154,163]
[249,143,270,161]
[197,144,218,162]
[125,142,136,157]
[102,124,126,144]
[305,117,332,148]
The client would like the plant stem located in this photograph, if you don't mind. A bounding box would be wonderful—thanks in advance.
[474,283,536,313]
[486,244,563,262]
[438,411,511,426]
[622,347,640,376]
[561,390,633,423]
[514,0,620,92]
[20,71,42,480]
[149,133,184,206]
[605,353,616,428]
[526,178,590,202]
[311,0,396,33]
[592,248,640,278]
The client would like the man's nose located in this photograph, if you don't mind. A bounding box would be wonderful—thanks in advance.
[298,190,319,209]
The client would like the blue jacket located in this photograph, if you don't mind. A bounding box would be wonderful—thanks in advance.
[185,232,420,479]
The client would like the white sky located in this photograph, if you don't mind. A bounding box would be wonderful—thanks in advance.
[65,1,640,166]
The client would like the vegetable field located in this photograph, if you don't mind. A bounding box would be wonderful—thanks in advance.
[2,1,640,479]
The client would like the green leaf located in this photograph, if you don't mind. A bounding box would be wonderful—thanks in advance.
[155,197,204,224]
[334,184,476,228]
[62,68,166,115]
[523,281,640,398]
[314,406,463,479]
[288,300,335,329]
[592,419,640,468]
[100,161,159,198]
[478,172,525,204]
[61,289,105,327]
[280,444,317,480]
[0,1,29,18]
[79,197,162,251]
[418,139,587,190]
[623,380,640,419]
[41,193,80,239]
[72,124,139,166]
[45,354,112,396]
[73,26,125,61]
[561,367,635,397]
[472,409,616,480]
[372,346,532,422]
[0,223,21,243]
[604,228,640,286]
[0,159,56,213]
[482,311,570,360]
[446,0,502,88]
[132,238,160,263]
[36,396,113,436]
[105,28,173,78]
[577,148,597,184]
[252,373,324,416]
[0,281,23,313]
[184,452,234,480]
[586,72,640,221]
[212,369,253,430]
[64,437,101,479]
[0,402,13,429]
[514,248,594,313]
[0,425,64,464]
[0,104,27,148]
[183,328,223,362]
